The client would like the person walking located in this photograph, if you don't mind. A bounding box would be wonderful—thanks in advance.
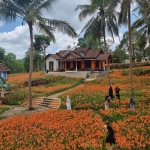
[115,86,120,100]
[109,85,114,99]
[104,95,111,110]
[129,97,136,110]
[66,95,71,110]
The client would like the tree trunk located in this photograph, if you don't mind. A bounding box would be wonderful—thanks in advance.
[103,27,111,85]
[28,23,34,110]
[127,2,134,97]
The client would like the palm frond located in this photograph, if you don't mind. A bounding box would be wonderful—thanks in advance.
[132,18,145,29]
[76,5,96,21]
[29,0,56,11]
[45,19,77,38]
[36,21,56,42]
[79,14,98,36]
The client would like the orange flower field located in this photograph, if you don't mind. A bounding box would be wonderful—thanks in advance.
[0,66,150,150]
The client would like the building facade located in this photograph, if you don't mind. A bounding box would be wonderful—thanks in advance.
[0,63,10,79]
[45,47,112,72]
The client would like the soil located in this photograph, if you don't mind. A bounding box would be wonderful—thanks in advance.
[0,105,50,118]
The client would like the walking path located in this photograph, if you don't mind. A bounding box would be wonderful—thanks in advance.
[0,72,105,118]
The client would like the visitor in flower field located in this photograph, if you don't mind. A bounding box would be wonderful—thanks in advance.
[104,95,111,110]
[115,86,120,100]
[66,95,71,110]
[129,97,136,110]
[108,85,114,99]
[104,121,116,146]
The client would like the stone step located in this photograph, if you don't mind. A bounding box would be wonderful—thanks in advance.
[48,98,61,110]
[39,103,48,107]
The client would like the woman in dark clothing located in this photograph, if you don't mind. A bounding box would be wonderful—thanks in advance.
[115,86,120,100]
[105,121,116,145]
[109,86,113,99]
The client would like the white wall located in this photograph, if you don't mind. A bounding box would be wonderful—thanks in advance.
[0,71,7,79]
[46,56,59,71]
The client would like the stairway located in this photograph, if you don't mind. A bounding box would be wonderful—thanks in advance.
[21,97,61,110]
[39,97,53,107]
[97,71,108,78]
[21,97,45,107]
[48,98,61,110]
[39,97,61,110]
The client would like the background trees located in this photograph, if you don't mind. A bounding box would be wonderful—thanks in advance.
[0,0,77,110]
[34,34,51,72]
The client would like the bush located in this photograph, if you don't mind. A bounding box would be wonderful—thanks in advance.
[121,69,129,76]
[133,68,150,76]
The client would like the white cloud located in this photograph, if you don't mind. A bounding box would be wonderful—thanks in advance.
[0,0,132,59]
[0,25,29,58]
[0,21,4,27]
[0,0,91,59]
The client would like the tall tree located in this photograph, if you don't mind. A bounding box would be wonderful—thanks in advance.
[34,34,51,72]
[75,0,119,85]
[111,0,135,97]
[0,0,77,110]
[0,47,6,63]
[115,0,150,96]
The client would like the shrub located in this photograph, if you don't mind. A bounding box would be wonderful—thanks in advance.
[121,69,129,76]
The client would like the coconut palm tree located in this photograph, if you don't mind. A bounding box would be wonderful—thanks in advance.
[75,0,119,85]
[110,0,135,97]
[114,0,150,96]
[0,0,77,110]
[132,0,150,47]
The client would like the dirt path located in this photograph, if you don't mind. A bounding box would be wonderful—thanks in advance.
[0,78,95,119]
[0,84,84,119]
[47,84,84,98]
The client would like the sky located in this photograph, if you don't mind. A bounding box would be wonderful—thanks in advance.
[0,0,137,59]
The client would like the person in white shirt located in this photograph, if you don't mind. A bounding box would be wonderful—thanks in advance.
[104,95,111,110]
[66,95,71,110]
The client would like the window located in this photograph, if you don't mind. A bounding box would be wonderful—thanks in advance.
[49,61,53,71]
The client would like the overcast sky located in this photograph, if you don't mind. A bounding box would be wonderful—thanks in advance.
[0,0,135,59]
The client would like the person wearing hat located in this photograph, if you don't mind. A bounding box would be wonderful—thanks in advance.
[104,95,111,110]
[103,121,116,145]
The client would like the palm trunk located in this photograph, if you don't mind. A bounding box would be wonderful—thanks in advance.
[127,2,134,97]
[103,27,111,85]
[28,23,34,110]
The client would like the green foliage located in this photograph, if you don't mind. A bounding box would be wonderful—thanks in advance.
[0,107,9,114]
[111,62,150,69]
[86,133,107,150]
[0,47,25,73]
[6,75,84,105]
[121,69,129,76]
[113,47,127,63]
[0,47,6,63]
[5,90,28,105]
[133,68,150,76]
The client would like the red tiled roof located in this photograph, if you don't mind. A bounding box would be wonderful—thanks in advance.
[84,49,102,58]
[0,63,10,71]
[45,47,111,61]
[45,54,62,60]
[56,50,68,57]
[96,53,110,60]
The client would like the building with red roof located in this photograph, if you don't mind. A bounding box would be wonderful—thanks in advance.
[45,47,112,72]
[0,63,10,79]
